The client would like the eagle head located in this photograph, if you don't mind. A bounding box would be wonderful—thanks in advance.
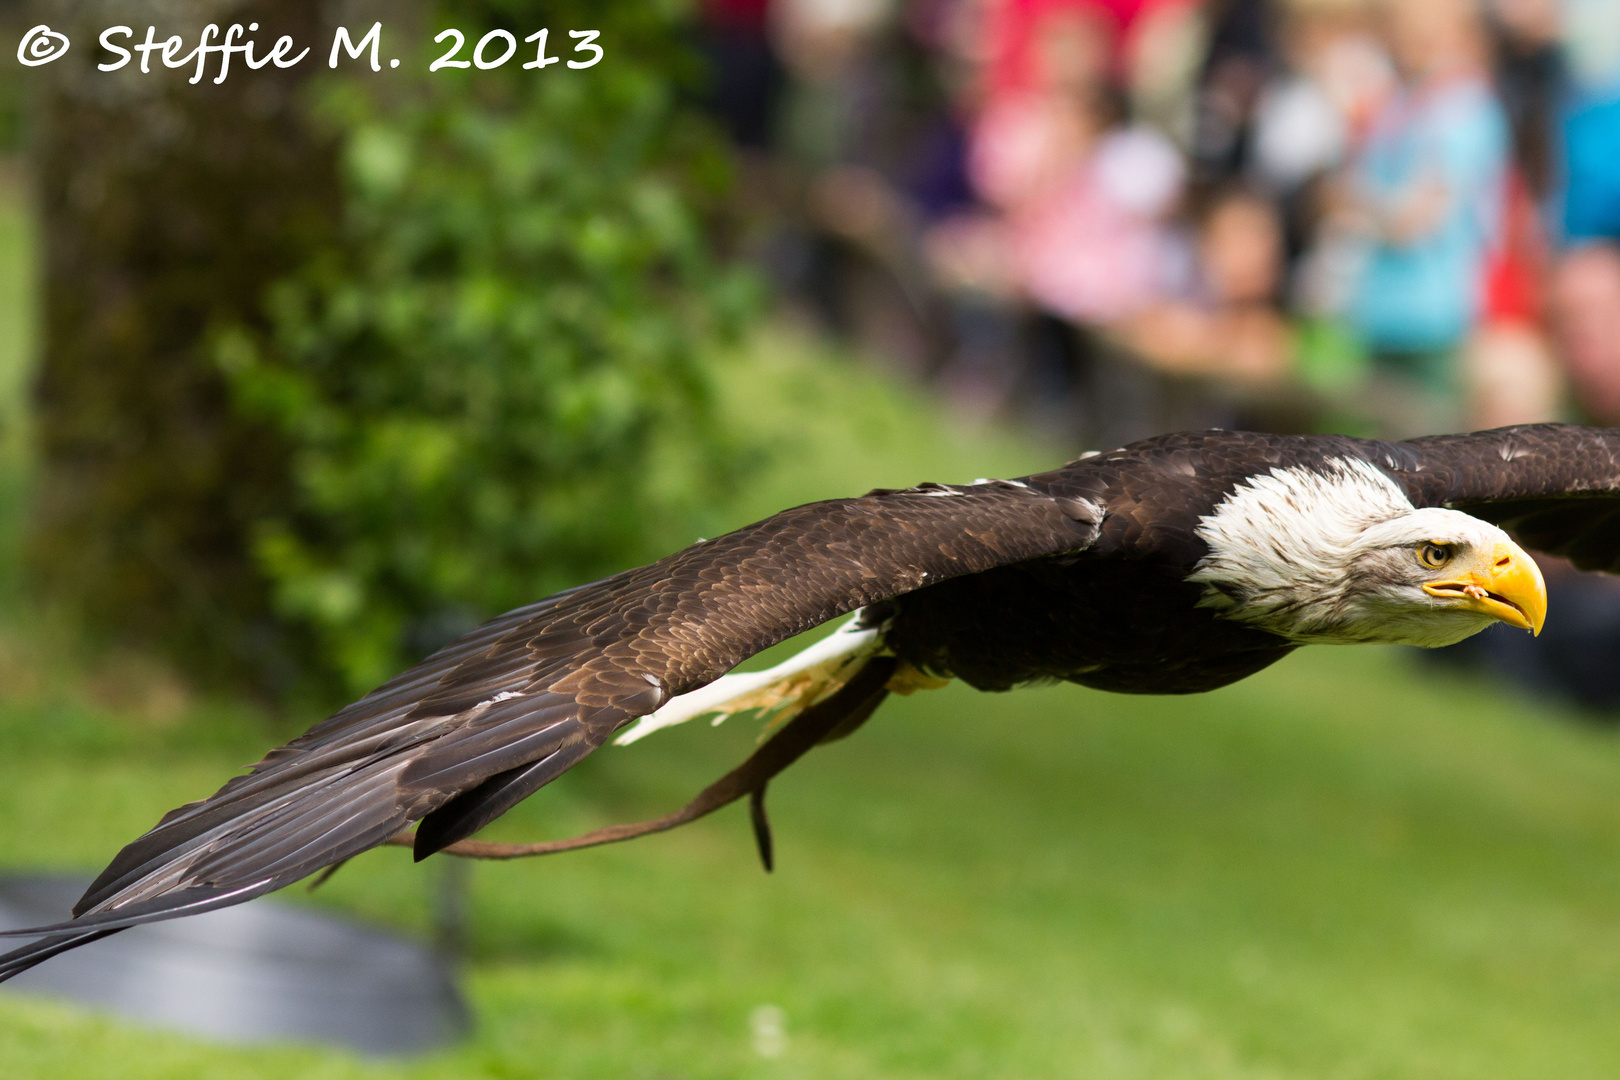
[1188,458,1548,648]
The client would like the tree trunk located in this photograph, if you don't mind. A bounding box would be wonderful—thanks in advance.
[29,0,337,689]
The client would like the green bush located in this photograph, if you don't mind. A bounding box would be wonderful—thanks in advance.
[29,0,756,702]
[220,4,756,698]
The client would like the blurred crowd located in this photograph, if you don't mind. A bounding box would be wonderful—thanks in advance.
[695,0,1620,452]
[697,0,1620,712]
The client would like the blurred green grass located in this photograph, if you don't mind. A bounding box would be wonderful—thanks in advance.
[3,177,1620,1079]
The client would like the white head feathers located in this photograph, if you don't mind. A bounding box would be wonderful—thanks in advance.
[1188,458,1520,647]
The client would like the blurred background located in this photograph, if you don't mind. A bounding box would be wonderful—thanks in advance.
[2,0,1620,1075]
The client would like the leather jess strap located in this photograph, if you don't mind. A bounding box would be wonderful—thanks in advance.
[382,656,899,869]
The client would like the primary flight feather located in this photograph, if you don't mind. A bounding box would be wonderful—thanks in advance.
[5,423,1617,979]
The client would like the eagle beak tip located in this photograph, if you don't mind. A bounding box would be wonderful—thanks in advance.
[1512,545,1548,638]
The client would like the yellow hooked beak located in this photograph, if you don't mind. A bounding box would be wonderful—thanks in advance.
[1422,539,1547,635]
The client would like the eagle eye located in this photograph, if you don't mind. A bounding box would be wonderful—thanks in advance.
[1418,543,1453,570]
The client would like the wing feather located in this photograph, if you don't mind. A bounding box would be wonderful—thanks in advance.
[0,479,1099,979]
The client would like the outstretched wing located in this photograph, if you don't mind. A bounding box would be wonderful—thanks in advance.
[0,478,1101,978]
[1385,424,1620,571]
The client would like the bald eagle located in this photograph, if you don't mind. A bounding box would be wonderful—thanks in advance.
[4,423,1616,979]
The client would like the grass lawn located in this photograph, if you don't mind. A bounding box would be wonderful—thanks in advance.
[3,172,1620,1079]
[4,637,1620,1079]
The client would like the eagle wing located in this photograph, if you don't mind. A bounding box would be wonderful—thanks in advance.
[0,478,1100,976]
[1390,424,1620,571]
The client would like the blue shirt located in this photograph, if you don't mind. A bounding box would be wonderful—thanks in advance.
[1351,79,1509,354]
[1563,87,1620,240]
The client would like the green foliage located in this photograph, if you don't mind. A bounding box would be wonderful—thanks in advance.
[217,4,757,696]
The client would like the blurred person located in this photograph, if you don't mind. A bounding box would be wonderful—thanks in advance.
[1124,0,1209,147]
[1437,250,1620,716]
[1287,1,1397,137]
[992,113,1186,325]
[1449,0,1565,433]
[1558,0,1620,241]
[772,0,898,176]
[920,1,1182,425]
[1464,321,1563,428]
[917,0,1200,430]
[1250,55,1346,202]
[1276,2,1398,325]
[1121,185,1293,382]
[968,1,1188,440]
[967,4,1185,325]
[1486,0,1564,200]
[922,211,1027,414]
[895,0,983,222]
[1462,0,1565,431]
[1251,0,1395,357]
[769,0,950,373]
[1344,0,1508,426]
[982,0,1190,96]
[697,0,786,151]
[1188,0,1281,186]
[772,0,986,248]
[905,0,1030,412]
[1550,242,1620,424]
[1250,3,1396,210]
[930,2,1123,415]
[1465,170,1562,429]
[969,3,1116,210]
